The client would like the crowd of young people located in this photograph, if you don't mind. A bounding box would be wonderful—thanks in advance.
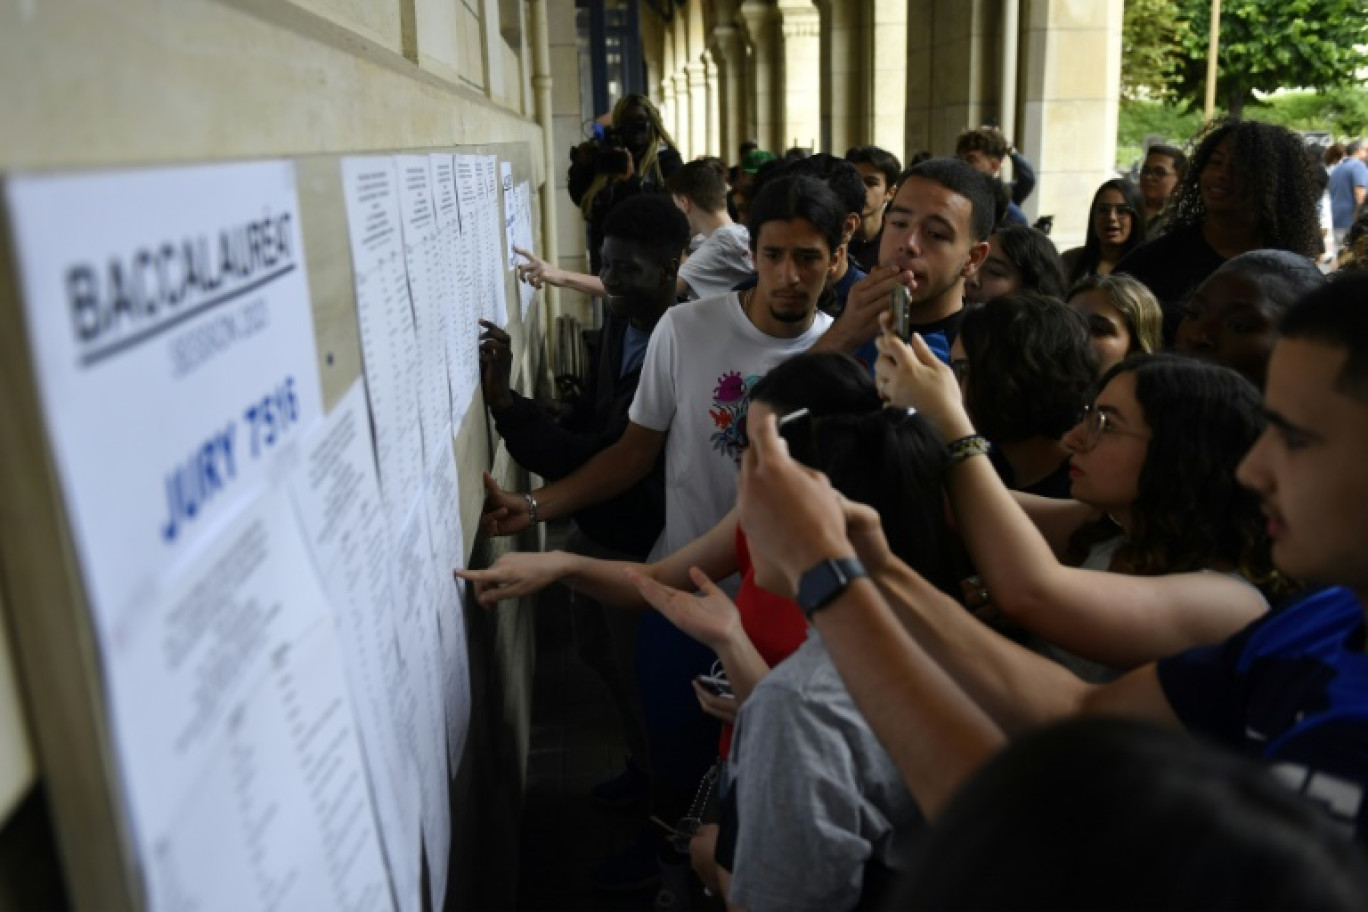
[467,103,1368,909]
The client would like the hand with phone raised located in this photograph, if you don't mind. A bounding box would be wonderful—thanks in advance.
[813,263,915,354]
[873,318,975,443]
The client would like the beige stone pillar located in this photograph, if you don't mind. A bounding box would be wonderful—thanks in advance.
[869,0,908,158]
[776,0,821,153]
[905,0,1000,159]
[738,0,778,152]
[709,24,746,160]
[546,0,593,322]
[904,0,934,158]
[817,0,861,155]
[660,26,677,138]
[687,61,708,158]
[1018,0,1121,244]
[672,71,692,154]
[703,50,722,158]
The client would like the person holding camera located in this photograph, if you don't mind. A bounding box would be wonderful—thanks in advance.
[569,94,682,273]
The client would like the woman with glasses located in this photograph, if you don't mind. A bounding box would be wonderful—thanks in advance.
[1138,144,1187,227]
[1060,179,1147,286]
[876,329,1285,679]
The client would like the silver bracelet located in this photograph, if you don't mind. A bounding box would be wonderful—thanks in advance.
[524,491,540,525]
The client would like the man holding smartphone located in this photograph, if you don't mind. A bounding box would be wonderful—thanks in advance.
[814,158,995,366]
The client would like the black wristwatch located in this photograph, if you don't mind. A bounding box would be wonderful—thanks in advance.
[797,557,867,619]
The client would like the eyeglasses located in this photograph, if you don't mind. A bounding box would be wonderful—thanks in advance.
[1073,404,1150,450]
[1093,203,1136,219]
[1140,166,1174,178]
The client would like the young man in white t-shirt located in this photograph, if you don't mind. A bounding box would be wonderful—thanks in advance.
[478,173,844,885]
[482,172,841,554]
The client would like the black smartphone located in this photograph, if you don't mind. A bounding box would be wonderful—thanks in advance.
[890,284,912,342]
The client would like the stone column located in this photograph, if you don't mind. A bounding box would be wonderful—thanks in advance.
[660,26,677,139]
[687,61,708,158]
[703,50,721,157]
[904,0,934,157]
[905,0,999,159]
[709,24,746,160]
[671,71,691,155]
[1018,0,1121,244]
[775,0,821,153]
[869,0,908,158]
[737,0,777,152]
[816,0,861,155]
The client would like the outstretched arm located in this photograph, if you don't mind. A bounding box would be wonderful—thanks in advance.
[875,327,1267,668]
[514,245,605,297]
[459,507,740,608]
[626,566,770,704]
[736,411,1004,818]
[481,420,666,536]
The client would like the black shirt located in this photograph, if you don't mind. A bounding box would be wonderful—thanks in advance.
[1113,222,1225,345]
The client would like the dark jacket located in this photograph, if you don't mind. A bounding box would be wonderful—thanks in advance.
[490,310,665,557]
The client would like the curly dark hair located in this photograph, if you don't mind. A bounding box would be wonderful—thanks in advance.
[992,224,1069,298]
[1068,179,1148,283]
[1068,354,1285,595]
[959,293,1098,443]
[1165,118,1322,258]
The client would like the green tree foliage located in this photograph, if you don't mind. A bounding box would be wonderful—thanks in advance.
[1122,0,1183,100]
[1170,0,1368,119]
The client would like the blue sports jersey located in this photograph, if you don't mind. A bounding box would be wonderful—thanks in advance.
[1158,586,1368,844]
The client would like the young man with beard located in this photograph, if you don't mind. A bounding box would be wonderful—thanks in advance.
[478,174,842,888]
[735,273,1368,849]
[815,157,996,366]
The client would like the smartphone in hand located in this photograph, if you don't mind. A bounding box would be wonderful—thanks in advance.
[695,674,735,699]
[890,283,912,342]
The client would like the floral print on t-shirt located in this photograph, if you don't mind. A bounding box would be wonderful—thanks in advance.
[710,370,760,463]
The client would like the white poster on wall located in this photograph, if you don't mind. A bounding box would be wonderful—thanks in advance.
[4,161,323,645]
[3,162,395,911]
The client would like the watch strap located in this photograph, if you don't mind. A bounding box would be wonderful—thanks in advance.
[797,556,868,619]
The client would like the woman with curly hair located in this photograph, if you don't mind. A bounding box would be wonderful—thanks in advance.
[876,339,1286,680]
[1115,118,1323,344]
[1061,179,1147,284]
[568,94,682,271]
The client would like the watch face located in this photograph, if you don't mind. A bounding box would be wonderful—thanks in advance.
[798,557,864,617]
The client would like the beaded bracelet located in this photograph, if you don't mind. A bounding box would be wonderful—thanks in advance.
[524,491,540,525]
[947,434,992,467]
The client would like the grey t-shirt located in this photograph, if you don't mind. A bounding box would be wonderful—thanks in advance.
[678,222,753,300]
[728,629,924,912]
